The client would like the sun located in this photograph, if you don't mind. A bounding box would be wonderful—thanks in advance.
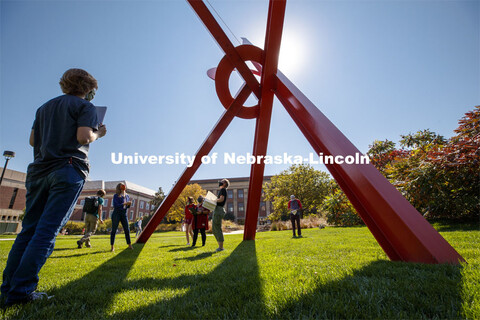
[278,29,308,77]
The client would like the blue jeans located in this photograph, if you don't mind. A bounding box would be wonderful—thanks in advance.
[1,164,85,304]
[110,210,131,245]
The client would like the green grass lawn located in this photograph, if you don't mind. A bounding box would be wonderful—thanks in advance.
[0,225,479,319]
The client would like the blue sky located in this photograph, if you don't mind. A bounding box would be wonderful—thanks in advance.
[1,0,478,192]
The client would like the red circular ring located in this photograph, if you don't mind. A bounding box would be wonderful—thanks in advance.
[215,45,264,119]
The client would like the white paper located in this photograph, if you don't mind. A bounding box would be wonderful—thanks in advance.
[203,191,217,211]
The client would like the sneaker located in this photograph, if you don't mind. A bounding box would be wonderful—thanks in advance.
[77,240,82,249]
[186,243,190,246]
[292,235,297,238]
[5,292,53,306]
[85,242,91,248]
[215,248,224,252]
[29,292,54,302]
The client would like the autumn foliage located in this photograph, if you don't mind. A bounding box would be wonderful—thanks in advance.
[368,106,479,220]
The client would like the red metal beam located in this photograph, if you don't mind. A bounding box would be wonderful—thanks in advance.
[187,0,261,99]
[273,70,464,264]
[137,84,252,243]
[243,0,287,240]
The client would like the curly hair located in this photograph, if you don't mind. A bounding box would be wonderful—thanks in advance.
[59,68,98,96]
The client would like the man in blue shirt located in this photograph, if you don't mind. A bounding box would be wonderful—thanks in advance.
[1,68,107,306]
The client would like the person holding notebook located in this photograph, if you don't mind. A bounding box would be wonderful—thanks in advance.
[1,68,106,306]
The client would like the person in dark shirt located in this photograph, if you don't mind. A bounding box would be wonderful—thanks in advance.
[110,183,133,252]
[212,179,229,252]
[1,68,106,306]
[192,196,210,247]
[288,195,303,238]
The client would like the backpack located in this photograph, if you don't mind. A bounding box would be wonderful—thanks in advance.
[83,196,99,214]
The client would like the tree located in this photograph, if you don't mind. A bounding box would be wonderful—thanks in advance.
[367,139,409,175]
[367,108,480,220]
[166,183,206,222]
[322,183,363,226]
[263,164,332,221]
[149,187,166,213]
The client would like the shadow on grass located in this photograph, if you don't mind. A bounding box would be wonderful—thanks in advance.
[53,248,78,252]
[49,250,105,259]
[174,251,214,262]
[274,260,464,319]
[106,240,266,319]
[168,246,196,252]
[432,222,480,232]
[158,244,184,249]
[47,245,143,314]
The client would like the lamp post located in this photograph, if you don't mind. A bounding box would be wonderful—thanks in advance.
[0,150,15,186]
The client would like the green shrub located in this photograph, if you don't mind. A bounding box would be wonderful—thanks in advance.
[63,221,84,235]
[323,190,363,226]
[155,223,181,232]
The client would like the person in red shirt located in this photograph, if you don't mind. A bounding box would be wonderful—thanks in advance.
[192,196,210,247]
[184,197,195,245]
[288,195,303,238]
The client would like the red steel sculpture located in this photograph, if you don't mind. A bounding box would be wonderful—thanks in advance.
[137,0,465,264]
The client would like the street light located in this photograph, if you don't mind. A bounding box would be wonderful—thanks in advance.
[0,150,15,186]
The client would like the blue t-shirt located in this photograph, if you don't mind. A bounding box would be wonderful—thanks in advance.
[27,95,99,181]
[113,193,130,215]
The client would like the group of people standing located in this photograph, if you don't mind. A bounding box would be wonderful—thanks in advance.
[77,183,137,252]
[183,179,229,251]
[0,67,303,307]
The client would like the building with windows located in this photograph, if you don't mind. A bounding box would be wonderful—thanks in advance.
[189,176,273,224]
[0,167,156,232]
[0,168,26,234]
[71,180,156,222]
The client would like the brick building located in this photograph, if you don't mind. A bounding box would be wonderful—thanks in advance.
[0,167,156,232]
[71,180,156,222]
[0,168,26,234]
[189,176,273,224]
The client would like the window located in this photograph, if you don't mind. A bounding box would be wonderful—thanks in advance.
[6,216,11,221]
[146,203,150,210]
[132,199,136,206]
[227,190,233,199]
[80,199,85,206]
[104,199,108,207]
[237,189,244,198]
[227,202,234,213]
[12,216,17,221]
[130,210,134,220]
[140,201,144,209]
[139,212,143,217]
[238,202,244,212]
[9,188,19,209]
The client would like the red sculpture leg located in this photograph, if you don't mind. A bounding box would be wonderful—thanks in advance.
[136,84,251,243]
[244,0,287,240]
[274,70,464,264]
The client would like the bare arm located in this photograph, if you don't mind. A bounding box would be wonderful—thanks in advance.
[77,125,107,145]
[98,205,104,223]
[216,195,225,203]
[29,129,34,147]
